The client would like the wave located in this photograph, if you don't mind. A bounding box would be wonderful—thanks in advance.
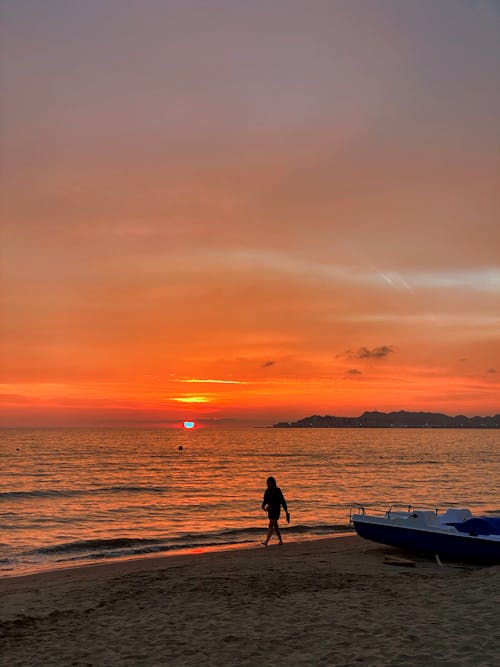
[26,523,352,561]
[215,523,351,537]
[59,539,259,563]
[34,536,165,555]
[0,486,166,500]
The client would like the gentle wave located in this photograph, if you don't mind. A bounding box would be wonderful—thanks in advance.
[60,540,262,562]
[215,523,350,538]
[30,537,165,555]
[26,523,352,559]
[0,486,166,500]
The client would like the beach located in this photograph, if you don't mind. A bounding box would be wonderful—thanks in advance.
[3,427,499,578]
[1,535,499,667]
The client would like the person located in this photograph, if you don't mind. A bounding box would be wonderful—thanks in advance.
[261,476,290,546]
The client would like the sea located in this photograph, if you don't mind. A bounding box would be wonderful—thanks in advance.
[1,427,499,577]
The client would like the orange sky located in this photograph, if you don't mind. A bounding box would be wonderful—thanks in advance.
[1,1,499,426]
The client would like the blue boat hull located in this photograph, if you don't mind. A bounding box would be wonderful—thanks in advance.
[353,519,500,561]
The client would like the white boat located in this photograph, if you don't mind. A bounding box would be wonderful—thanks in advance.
[350,505,500,561]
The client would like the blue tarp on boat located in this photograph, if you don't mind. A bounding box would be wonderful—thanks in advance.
[453,517,500,536]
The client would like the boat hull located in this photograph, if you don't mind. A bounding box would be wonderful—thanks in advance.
[353,518,500,562]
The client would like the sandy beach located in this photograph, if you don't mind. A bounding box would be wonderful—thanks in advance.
[1,535,499,667]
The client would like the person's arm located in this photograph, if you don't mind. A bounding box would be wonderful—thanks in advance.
[262,489,268,511]
[279,489,287,512]
[280,490,290,522]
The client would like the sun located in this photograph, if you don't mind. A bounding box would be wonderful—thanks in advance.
[183,421,196,429]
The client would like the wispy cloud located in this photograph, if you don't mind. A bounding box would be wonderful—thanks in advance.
[355,346,394,359]
[371,268,414,293]
[172,396,211,403]
[179,378,249,384]
[360,267,500,293]
[406,269,500,292]
[262,361,275,368]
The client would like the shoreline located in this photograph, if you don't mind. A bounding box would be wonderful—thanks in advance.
[1,534,499,666]
[0,532,357,585]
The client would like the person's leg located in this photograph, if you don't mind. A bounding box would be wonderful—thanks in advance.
[275,521,283,544]
[262,520,275,545]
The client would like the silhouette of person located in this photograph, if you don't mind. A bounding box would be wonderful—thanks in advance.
[261,476,290,546]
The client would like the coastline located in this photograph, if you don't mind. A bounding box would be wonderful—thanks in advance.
[0,532,354,583]
[1,534,499,666]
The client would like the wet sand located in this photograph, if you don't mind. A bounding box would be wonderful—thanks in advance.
[1,535,499,666]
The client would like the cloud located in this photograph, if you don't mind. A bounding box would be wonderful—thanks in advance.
[262,360,275,368]
[487,368,497,374]
[355,346,394,359]
[180,378,248,384]
[172,396,211,403]
[405,269,500,292]
[347,369,362,375]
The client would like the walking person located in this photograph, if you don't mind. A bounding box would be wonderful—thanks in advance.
[261,476,290,546]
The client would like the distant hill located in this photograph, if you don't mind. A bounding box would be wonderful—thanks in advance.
[273,410,500,429]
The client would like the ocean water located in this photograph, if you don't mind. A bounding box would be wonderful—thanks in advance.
[1,428,499,577]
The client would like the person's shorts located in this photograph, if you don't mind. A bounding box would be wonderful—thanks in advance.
[267,510,280,521]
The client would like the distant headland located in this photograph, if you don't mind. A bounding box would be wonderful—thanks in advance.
[273,410,500,429]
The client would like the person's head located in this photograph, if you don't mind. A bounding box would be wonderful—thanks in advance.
[266,476,277,489]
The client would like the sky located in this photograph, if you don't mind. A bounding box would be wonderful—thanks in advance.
[1,0,499,427]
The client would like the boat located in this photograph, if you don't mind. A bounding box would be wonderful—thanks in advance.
[350,505,500,561]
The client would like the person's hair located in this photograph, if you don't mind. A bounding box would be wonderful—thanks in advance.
[266,476,277,487]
